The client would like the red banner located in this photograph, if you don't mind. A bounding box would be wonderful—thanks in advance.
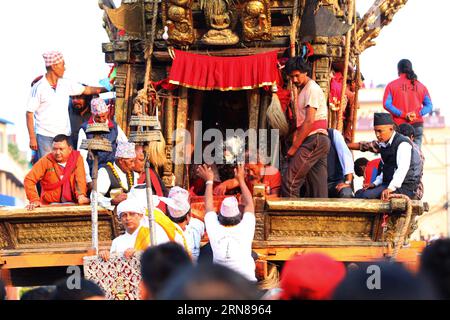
[168,49,280,91]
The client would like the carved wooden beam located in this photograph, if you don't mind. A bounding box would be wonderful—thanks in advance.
[0,205,119,251]
[356,0,408,53]
[265,197,425,215]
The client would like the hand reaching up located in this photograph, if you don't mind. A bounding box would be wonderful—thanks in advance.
[197,164,214,182]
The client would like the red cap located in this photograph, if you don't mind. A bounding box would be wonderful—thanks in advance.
[279,253,346,300]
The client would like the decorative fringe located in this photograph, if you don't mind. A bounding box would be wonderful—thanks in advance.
[266,93,289,137]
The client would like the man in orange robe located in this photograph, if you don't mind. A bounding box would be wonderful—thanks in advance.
[24,134,89,210]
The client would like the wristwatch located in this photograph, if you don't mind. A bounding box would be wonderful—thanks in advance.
[344,180,352,185]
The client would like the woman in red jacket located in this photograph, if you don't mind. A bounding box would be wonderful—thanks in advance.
[383,59,433,148]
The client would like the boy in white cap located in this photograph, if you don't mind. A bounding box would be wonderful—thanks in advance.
[165,186,205,261]
[197,164,257,282]
[97,141,139,210]
[26,51,109,162]
[77,97,127,185]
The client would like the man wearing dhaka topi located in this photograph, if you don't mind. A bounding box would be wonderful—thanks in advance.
[26,51,110,162]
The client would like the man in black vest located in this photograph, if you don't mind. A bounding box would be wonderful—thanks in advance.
[327,128,354,198]
[97,141,139,210]
[356,113,421,200]
[77,97,128,188]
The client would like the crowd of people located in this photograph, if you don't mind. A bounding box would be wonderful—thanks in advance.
[6,51,436,300]
[2,238,450,300]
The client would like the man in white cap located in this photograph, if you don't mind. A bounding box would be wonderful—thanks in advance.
[197,164,257,282]
[77,97,127,185]
[99,199,147,261]
[165,186,205,261]
[128,185,190,253]
[97,141,139,210]
[99,196,176,261]
[26,51,110,162]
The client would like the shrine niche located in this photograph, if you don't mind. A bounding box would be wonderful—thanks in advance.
[199,0,239,45]
[165,0,195,46]
[241,0,272,42]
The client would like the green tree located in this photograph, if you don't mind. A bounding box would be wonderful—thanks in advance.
[8,143,27,167]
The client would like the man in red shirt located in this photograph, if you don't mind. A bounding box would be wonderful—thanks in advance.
[383,59,433,147]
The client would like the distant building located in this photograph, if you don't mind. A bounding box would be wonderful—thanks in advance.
[0,118,27,207]
[354,88,450,239]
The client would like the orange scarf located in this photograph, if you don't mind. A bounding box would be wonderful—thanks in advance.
[134,209,190,256]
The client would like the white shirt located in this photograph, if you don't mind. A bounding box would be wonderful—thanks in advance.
[204,211,256,281]
[110,226,141,254]
[76,121,128,183]
[97,162,139,210]
[26,77,85,137]
[184,217,205,261]
[330,129,354,176]
[296,80,328,136]
[110,223,171,254]
[373,132,412,191]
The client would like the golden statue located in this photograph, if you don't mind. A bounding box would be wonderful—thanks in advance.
[165,0,195,46]
[199,0,239,45]
[241,0,272,42]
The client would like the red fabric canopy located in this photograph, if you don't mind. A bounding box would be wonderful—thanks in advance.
[168,49,280,91]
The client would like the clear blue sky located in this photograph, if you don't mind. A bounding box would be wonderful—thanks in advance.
[0,0,447,155]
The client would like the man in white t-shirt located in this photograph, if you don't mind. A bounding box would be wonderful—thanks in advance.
[165,186,205,261]
[26,51,108,161]
[197,164,257,282]
[281,57,330,198]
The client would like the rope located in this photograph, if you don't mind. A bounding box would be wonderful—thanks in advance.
[337,0,354,132]
[389,194,414,261]
[288,0,300,129]
[142,0,159,96]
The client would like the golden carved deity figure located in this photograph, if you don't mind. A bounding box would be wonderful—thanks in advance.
[241,0,272,42]
[199,0,239,45]
[165,0,195,46]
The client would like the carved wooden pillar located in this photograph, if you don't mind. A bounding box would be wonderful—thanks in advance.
[248,89,260,131]
[313,57,332,128]
[259,90,271,163]
[188,91,203,142]
[162,92,175,187]
[189,91,204,172]
[253,183,266,242]
[259,91,270,131]
[113,64,131,135]
[174,87,189,187]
